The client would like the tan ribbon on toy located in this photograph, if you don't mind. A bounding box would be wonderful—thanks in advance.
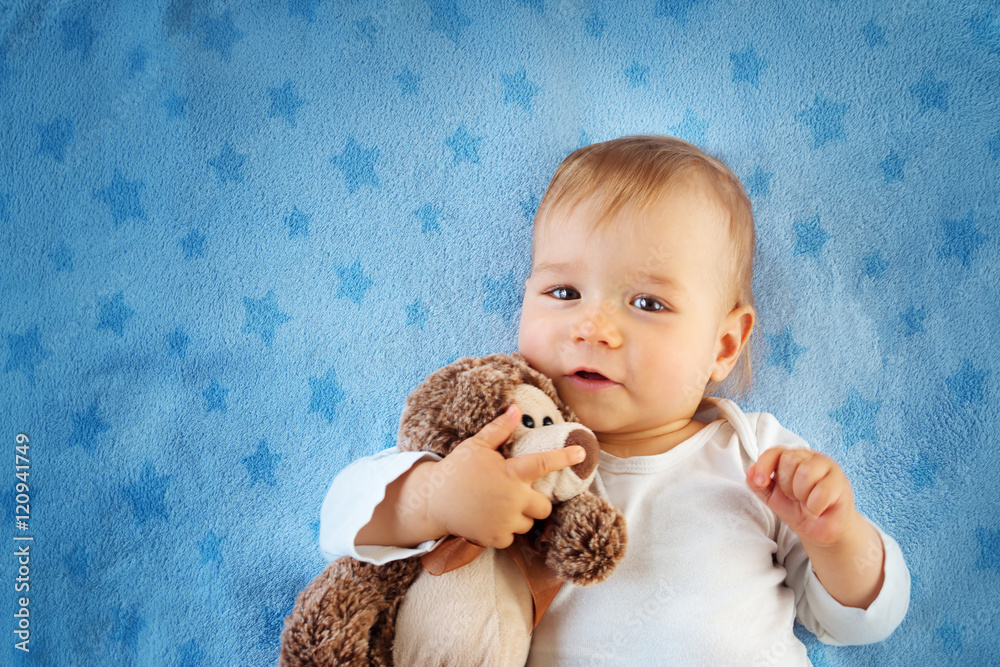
[421,534,563,630]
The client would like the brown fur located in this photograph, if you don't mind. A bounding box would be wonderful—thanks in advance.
[280,353,626,666]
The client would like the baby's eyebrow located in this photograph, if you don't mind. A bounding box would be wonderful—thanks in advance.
[530,261,573,277]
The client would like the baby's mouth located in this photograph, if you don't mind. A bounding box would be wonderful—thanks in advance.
[575,370,609,381]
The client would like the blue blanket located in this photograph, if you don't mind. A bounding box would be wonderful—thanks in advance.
[2,0,997,664]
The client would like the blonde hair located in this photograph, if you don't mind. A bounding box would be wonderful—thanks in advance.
[533,135,757,398]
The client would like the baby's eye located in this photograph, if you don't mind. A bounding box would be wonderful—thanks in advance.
[545,286,580,301]
[631,295,667,312]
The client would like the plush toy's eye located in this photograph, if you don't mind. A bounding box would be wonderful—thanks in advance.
[521,415,535,428]
[543,416,553,426]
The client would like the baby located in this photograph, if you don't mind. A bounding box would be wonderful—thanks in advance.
[321,136,909,665]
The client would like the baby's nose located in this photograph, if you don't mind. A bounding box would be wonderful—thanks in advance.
[571,306,622,348]
[566,428,600,479]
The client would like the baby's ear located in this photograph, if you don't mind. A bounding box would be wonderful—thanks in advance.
[711,305,755,381]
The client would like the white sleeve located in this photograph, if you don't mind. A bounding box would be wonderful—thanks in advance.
[318,447,445,565]
[757,414,911,645]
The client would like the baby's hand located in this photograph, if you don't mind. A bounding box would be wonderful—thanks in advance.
[425,405,586,549]
[746,447,863,548]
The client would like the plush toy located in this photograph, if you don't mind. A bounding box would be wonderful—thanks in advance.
[280,353,628,666]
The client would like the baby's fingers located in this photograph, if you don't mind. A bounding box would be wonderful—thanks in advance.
[507,445,586,485]
[791,457,833,508]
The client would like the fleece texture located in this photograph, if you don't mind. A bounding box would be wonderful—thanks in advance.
[0,0,997,664]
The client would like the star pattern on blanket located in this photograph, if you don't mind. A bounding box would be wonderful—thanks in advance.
[61,12,98,60]
[936,619,963,655]
[502,67,540,111]
[863,250,888,279]
[879,151,906,183]
[945,358,987,408]
[38,116,74,162]
[396,67,421,95]
[765,326,807,374]
[336,259,373,304]
[744,166,774,198]
[939,211,986,268]
[406,299,429,328]
[5,325,50,381]
[793,215,830,259]
[445,125,483,164]
[67,402,111,452]
[975,526,1000,574]
[243,290,291,347]
[290,0,324,23]
[415,202,442,232]
[990,132,1000,160]
[177,639,207,667]
[655,0,703,27]
[625,61,650,87]
[0,191,9,222]
[180,229,206,259]
[829,387,881,451]
[908,454,940,491]
[797,93,849,148]
[901,306,926,336]
[112,604,147,650]
[97,291,135,337]
[64,545,91,580]
[584,12,605,38]
[862,20,886,47]
[286,206,310,238]
[244,439,282,486]
[199,531,225,564]
[122,461,172,526]
[195,11,245,62]
[309,367,346,423]
[164,91,188,119]
[481,271,520,324]
[203,379,229,413]
[49,241,75,271]
[731,46,767,88]
[968,12,1000,56]
[332,136,380,193]
[129,46,149,74]
[208,142,247,185]
[909,69,950,114]
[269,79,306,126]
[668,109,708,144]
[167,327,190,358]
[427,0,474,45]
[94,169,147,227]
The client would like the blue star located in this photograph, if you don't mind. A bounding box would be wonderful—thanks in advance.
[975,526,1000,574]
[502,67,540,112]
[406,299,429,329]
[796,93,849,148]
[286,206,310,238]
[936,619,963,654]
[584,12,605,38]
[111,605,147,650]
[445,125,483,164]
[332,135,380,193]
[481,271,520,325]
[49,241,74,271]
[129,45,148,74]
[577,129,591,148]
[744,166,773,198]
[0,45,10,95]
[61,12,98,60]
[336,259,374,304]
[180,228,206,259]
[427,0,473,45]
[415,202,441,232]
[0,191,9,222]
[396,67,420,95]
[178,639,207,667]
[208,142,247,184]
[67,402,111,452]
[164,91,188,119]
[654,0,703,27]
[669,109,708,144]
[901,307,926,337]
[353,17,378,47]
[94,169,146,227]
[166,327,190,358]
[909,69,950,114]
[939,210,986,268]
[520,193,540,221]
[243,290,292,347]
[517,0,543,11]
[945,358,987,408]
[969,12,1000,56]
[64,545,91,580]
[908,455,939,491]
[793,215,831,260]
[97,291,135,337]
[38,116,74,162]
[765,326,808,374]
[199,530,225,564]
[990,131,1000,160]
[269,79,306,127]
[195,11,245,61]
[879,151,905,183]
[290,0,324,23]
[244,439,282,487]
[122,461,172,527]
[5,325,51,381]
[624,61,650,87]
[863,251,888,279]
[861,20,885,47]
[204,379,229,413]
[309,367,346,423]
[829,387,881,451]
[731,46,767,88]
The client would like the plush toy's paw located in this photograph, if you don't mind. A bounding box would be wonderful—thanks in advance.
[279,557,421,667]
[543,493,627,586]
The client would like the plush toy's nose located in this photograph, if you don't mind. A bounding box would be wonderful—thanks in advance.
[567,428,600,479]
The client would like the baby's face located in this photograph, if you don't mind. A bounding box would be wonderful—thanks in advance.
[517,173,736,444]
